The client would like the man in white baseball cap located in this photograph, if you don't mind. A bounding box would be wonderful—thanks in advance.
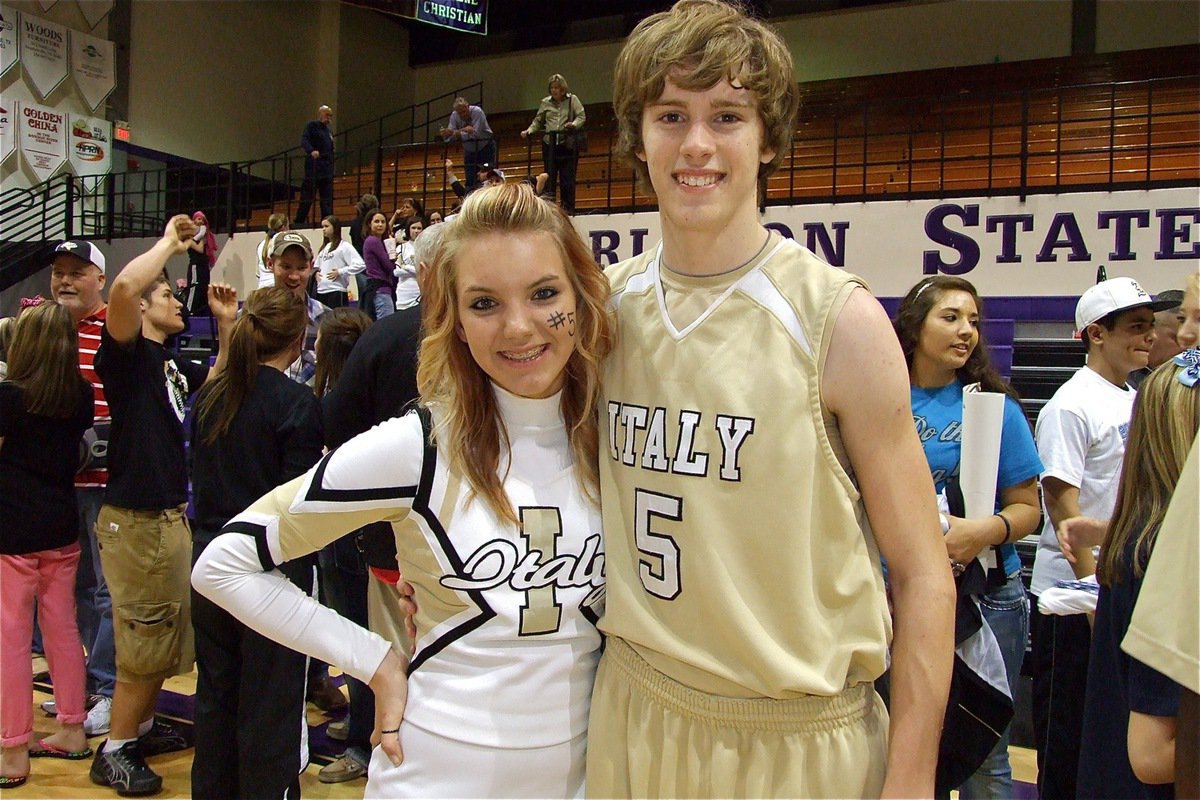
[48,238,119,737]
[1074,276,1178,331]
[1028,273,1175,798]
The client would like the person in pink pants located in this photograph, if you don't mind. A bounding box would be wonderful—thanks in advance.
[1,301,96,788]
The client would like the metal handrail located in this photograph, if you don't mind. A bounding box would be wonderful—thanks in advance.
[4,73,1196,255]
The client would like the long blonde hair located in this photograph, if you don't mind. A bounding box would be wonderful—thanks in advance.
[1099,357,1200,585]
[416,183,613,524]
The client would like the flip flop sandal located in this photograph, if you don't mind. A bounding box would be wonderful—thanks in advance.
[30,738,93,760]
[0,774,28,788]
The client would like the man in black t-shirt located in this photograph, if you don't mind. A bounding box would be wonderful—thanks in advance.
[90,217,238,797]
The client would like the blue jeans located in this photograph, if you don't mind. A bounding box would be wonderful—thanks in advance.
[373,291,394,319]
[74,487,116,698]
[959,571,1028,799]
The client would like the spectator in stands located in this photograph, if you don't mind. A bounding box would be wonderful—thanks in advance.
[48,239,116,738]
[1076,355,1195,799]
[439,96,496,190]
[1029,276,1176,800]
[0,301,95,790]
[295,105,335,226]
[188,286,324,799]
[361,210,396,320]
[427,210,443,225]
[444,158,504,200]
[521,73,586,213]
[311,307,375,785]
[269,231,329,386]
[256,214,288,290]
[88,217,238,796]
[394,218,423,311]
[185,211,217,316]
[895,275,1044,799]
[389,197,424,236]
[315,215,366,309]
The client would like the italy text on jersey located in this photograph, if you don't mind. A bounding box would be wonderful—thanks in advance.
[440,507,605,636]
[607,402,757,601]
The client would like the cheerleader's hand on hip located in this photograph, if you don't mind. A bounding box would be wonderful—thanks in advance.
[369,647,409,766]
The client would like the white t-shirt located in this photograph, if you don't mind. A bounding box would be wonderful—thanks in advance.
[315,239,365,294]
[1030,365,1136,595]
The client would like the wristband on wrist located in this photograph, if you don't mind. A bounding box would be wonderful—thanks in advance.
[993,512,1012,545]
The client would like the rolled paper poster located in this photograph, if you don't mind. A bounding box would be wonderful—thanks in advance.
[961,390,1006,572]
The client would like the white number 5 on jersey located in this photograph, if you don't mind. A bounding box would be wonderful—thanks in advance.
[635,489,682,600]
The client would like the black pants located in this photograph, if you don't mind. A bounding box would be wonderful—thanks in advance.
[188,258,211,316]
[191,534,316,800]
[463,139,498,190]
[295,167,333,225]
[318,535,374,753]
[1029,606,1091,800]
[542,141,579,213]
[318,290,347,309]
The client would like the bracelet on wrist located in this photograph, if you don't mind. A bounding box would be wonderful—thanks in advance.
[993,512,1012,545]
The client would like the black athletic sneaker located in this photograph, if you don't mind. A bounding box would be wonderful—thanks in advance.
[138,719,191,757]
[89,741,163,796]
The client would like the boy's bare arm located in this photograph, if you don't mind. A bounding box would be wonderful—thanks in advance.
[823,287,956,798]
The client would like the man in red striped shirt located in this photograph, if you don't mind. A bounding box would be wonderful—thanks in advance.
[49,239,116,736]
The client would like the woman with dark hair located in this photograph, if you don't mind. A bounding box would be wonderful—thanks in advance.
[186,211,218,315]
[195,184,614,798]
[389,197,424,236]
[315,216,366,310]
[393,217,424,311]
[894,275,1043,799]
[361,210,396,321]
[314,307,372,402]
[188,287,324,799]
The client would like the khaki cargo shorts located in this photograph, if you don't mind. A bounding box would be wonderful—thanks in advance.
[96,504,195,683]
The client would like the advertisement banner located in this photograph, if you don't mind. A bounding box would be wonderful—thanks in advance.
[71,29,114,110]
[416,0,487,35]
[20,12,68,98]
[19,99,67,181]
[0,5,19,77]
[0,99,15,162]
[77,0,113,30]
[67,111,110,177]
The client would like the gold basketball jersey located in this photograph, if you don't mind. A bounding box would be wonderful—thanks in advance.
[599,237,892,699]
